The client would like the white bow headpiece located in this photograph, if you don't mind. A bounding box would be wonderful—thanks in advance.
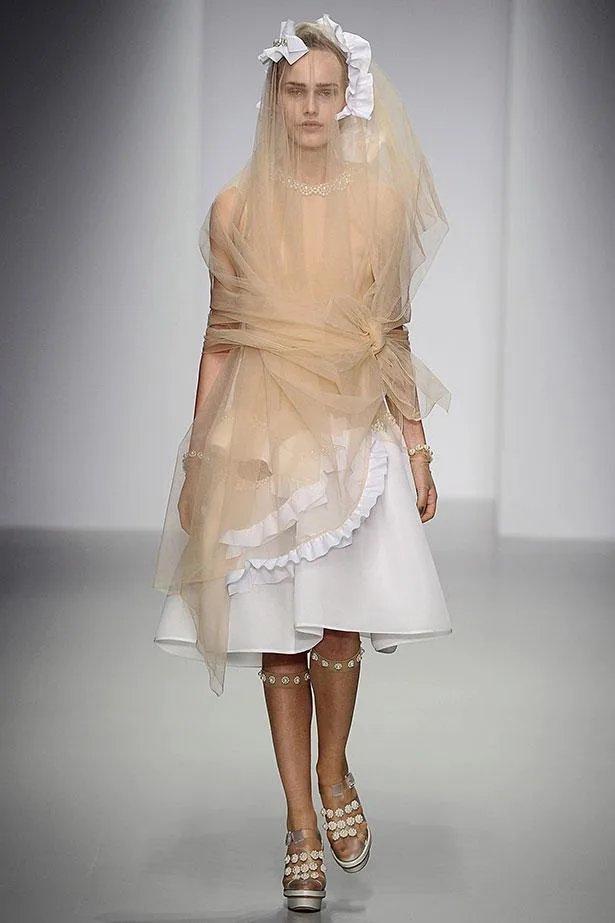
[256,13,374,121]
[257,20,310,66]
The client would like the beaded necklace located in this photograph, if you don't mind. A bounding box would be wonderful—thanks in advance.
[274,166,353,196]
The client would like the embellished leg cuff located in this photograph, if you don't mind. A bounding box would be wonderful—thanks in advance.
[309,646,364,672]
[258,668,311,686]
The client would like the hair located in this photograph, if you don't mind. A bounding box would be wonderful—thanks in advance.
[264,22,349,102]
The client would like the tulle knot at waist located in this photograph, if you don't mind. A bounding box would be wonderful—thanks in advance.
[364,320,386,355]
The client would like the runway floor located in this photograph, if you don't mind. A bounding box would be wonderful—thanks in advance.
[1,501,614,922]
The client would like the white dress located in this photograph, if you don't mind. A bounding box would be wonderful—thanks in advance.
[153,413,453,667]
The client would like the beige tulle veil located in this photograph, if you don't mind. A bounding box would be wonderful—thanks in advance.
[152,16,451,695]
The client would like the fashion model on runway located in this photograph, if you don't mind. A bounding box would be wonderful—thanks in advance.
[153,12,453,913]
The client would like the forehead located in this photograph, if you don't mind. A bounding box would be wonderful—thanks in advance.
[281,48,345,85]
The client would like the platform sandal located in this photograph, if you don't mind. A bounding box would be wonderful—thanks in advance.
[282,827,327,913]
[318,769,371,873]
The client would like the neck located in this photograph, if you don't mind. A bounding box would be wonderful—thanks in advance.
[290,147,340,183]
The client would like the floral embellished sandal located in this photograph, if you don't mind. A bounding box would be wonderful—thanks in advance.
[319,770,371,874]
[282,828,327,913]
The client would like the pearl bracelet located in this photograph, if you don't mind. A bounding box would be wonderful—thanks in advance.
[182,449,203,472]
[406,443,433,463]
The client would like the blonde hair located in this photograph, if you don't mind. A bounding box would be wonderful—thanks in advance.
[265,22,349,101]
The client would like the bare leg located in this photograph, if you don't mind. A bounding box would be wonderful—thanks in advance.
[310,629,369,864]
[311,629,361,784]
[260,651,317,831]
[260,651,324,899]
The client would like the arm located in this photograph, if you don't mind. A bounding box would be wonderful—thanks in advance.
[179,193,238,528]
[385,380,428,451]
[190,186,239,423]
[401,415,428,452]
[191,275,232,421]
[375,184,429,452]
[183,188,239,475]
[376,184,437,522]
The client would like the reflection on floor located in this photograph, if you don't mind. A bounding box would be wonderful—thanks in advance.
[1,503,614,923]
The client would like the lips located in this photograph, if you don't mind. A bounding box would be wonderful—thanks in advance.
[302,122,322,128]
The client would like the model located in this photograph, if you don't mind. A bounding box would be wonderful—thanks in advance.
[153,13,452,914]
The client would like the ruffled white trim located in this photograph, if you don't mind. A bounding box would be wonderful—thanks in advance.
[220,432,352,555]
[316,14,374,121]
[222,475,328,556]
[225,432,389,596]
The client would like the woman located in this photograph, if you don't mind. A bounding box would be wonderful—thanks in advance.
[153,14,452,914]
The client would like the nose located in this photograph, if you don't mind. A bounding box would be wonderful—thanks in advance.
[303,90,318,115]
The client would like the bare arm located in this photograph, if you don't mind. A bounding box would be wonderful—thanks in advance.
[191,186,240,421]
[191,275,232,421]
[385,385,427,449]
[376,183,436,522]
[179,193,236,528]
[401,415,428,451]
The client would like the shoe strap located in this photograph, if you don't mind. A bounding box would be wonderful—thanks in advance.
[319,770,355,798]
[285,827,322,846]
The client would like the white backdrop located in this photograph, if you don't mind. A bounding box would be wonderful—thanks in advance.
[1,0,611,539]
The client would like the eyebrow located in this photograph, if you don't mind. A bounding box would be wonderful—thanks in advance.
[283,81,339,88]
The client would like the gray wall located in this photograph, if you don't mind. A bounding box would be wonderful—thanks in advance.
[1,1,204,529]
[2,1,611,539]
[499,0,615,538]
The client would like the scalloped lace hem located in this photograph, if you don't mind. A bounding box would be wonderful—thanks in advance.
[225,432,389,597]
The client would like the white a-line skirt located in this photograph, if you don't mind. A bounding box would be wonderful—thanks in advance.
[153,421,453,668]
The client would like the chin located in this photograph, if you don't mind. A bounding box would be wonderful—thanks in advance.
[295,130,329,148]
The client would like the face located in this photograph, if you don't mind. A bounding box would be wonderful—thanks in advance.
[279,49,347,149]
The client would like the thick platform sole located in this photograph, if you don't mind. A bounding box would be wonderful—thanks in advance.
[284,888,326,913]
[331,827,372,874]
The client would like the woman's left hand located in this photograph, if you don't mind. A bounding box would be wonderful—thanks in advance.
[409,456,438,522]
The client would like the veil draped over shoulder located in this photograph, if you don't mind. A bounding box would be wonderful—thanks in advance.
[153,18,451,695]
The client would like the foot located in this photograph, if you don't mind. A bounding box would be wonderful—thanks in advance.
[318,770,371,871]
[282,827,326,912]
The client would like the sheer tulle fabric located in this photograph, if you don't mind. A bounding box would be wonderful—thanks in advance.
[153,53,451,695]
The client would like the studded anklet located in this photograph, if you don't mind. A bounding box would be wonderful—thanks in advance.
[309,645,364,671]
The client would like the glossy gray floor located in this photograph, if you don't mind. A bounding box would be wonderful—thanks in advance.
[1,504,614,923]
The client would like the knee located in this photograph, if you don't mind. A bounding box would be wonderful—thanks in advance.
[262,650,308,671]
[314,629,360,658]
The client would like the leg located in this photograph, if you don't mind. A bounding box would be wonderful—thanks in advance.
[260,651,326,909]
[260,651,316,831]
[310,629,361,786]
[310,629,371,869]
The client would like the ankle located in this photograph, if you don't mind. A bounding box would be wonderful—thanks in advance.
[316,758,349,787]
[287,806,319,832]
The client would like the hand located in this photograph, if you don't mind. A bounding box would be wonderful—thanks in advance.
[178,472,198,534]
[408,456,438,523]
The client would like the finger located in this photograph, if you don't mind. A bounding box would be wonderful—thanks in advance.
[416,486,429,517]
[423,488,437,522]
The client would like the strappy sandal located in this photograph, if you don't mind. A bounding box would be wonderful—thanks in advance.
[319,770,371,874]
[282,827,327,913]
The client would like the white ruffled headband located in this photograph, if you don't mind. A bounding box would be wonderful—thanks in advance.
[257,13,374,121]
